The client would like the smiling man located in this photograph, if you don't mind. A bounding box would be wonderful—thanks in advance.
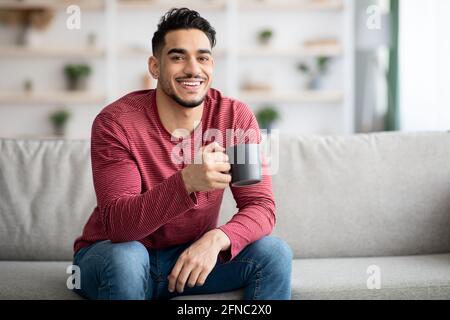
[72,8,292,300]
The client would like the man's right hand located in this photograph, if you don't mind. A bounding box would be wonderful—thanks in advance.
[181,142,232,194]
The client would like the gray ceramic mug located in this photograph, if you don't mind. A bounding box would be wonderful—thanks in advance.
[225,144,262,187]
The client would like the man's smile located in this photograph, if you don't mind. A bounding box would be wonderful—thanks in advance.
[176,78,206,92]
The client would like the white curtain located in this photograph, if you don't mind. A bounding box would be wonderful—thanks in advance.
[399,0,450,131]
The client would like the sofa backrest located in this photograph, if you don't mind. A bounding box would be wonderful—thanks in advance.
[219,132,450,258]
[1,132,449,261]
[0,139,95,261]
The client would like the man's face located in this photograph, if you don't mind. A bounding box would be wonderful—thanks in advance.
[152,29,214,108]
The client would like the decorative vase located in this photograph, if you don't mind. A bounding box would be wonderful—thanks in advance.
[266,122,274,135]
[17,26,44,47]
[24,80,33,93]
[306,74,321,90]
[87,33,97,47]
[66,76,88,91]
[53,124,66,137]
[259,37,272,46]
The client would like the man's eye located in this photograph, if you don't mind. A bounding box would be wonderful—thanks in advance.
[171,56,184,61]
[198,56,209,62]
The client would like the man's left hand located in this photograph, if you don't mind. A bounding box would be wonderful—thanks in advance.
[168,229,230,293]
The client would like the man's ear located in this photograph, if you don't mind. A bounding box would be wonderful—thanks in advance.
[148,56,159,79]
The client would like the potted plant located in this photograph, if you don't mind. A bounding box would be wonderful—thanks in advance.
[64,64,91,91]
[87,32,97,47]
[23,78,33,93]
[0,9,54,46]
[49,109,71,137]
[258,29,273,46]
[298,56,331,90]
[256,106,280,133]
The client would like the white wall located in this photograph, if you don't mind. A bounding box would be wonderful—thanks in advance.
[0,10,107,138]
[399,0,450,132]
[236,9,348,135]
[0,1,354,138]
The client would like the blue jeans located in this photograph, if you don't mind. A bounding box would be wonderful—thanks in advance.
[72,236,292,300]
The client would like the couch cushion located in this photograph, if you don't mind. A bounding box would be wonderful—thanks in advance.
[1,132,450,261]
[293,253,450,300]
[0,139,96,261]
[176,254,450,300]
[2,254,449,300]
[219,132,450,258]
[0,261,83,300]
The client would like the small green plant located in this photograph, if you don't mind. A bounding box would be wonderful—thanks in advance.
[317,56,330,73]
[298,63,310,73]
[49,109,71,136]
[87,32,97,47]
[298,56,331,75]
[297,56,332,89]
[64,64,91,91]
[258,29,273,45]
[64,64,91,79]
[256,106,280,130]
[24,78,33,92]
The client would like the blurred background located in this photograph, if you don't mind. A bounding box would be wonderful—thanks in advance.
[0,0,448,139]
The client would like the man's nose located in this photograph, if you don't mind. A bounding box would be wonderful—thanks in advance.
[183,57,201,76]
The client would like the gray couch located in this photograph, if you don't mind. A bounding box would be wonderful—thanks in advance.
[1,132,450,300]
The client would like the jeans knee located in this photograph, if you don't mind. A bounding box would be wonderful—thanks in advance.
[75,241,151,299]
[253,236,293,272]
[106,241,150,280]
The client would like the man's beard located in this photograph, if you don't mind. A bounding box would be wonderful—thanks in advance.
[161,79,207,109]
[169,92,206,108]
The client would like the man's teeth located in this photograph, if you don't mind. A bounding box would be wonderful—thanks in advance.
[181,82,201,86]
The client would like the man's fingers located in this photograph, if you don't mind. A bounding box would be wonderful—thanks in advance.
[175,265,192,293]
[212,151,229,163]
[212,162,231,174]
[212,171,232,184]
[204,151,228,164]
[196,270,210,287]
[204,152,226,165]
[203,142,225,154]
[168,259,184,292]
[186,268,202,288]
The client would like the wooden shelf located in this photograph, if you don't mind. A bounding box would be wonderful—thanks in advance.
[0,0,104,10]
[0,0,355,135]
[2,134,87,140]
[118,0,226,10]
[0,92,106,104]
[0,46,105,58]
[239,90,343,104]
[239,44,342,57]
[119,46,227,58]
[118,0,342,11]
[238,0,344,11]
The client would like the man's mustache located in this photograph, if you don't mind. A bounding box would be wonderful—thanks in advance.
[176,75,207,81]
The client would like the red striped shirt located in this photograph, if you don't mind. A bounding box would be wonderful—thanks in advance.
[73,88,276,261]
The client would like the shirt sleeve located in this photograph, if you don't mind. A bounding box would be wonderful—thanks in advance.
[217,103,276,262]
[91,114,198,243]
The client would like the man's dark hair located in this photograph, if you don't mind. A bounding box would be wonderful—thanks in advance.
[152,8,216,56]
